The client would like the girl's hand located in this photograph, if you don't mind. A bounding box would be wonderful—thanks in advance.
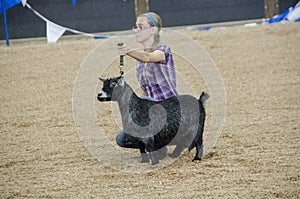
[117,42,129,56]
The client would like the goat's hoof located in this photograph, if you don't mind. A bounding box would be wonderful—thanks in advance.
[151,159,159,165]
[192,157,202,162]
[169,154,175,158]
[169,153,180,159]
[141,153,150,163]
[141,158,150,163]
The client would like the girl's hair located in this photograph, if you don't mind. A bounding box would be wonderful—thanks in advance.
[139,12,162,48]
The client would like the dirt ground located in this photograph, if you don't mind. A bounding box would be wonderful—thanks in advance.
[0,22,299,198]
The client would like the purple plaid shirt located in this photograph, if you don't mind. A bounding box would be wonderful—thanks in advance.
[136,44,178,100]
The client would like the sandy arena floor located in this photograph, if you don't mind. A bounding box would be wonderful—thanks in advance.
[0,22,299,198]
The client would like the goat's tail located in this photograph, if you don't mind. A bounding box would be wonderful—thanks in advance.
[199,92,209,107]
[188,92,209,152]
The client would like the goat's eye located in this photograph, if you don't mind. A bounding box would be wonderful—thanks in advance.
[110,82,117,88]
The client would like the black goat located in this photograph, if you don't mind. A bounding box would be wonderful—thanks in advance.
[97,75,209,165]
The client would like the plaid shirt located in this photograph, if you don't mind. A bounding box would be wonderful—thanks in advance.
[136,44,178,100]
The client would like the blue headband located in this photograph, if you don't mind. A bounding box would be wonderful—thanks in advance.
[144,13,157,27]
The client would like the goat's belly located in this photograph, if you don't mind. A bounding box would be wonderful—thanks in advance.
[169,125,199,146]
[153,123,180,145]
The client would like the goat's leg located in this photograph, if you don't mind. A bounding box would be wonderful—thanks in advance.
[192,125,204,161]
[170,144,185,158]
[193,143,203,161]
[138,142,150,163]
[149,151,159,165]
[146,145,159,165]
[143,138,159,165]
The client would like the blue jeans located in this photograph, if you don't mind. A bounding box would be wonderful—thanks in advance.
[116,130,140,149]
[116,130,168,159]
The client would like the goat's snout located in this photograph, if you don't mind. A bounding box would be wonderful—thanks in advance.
[97,90,111,101]
[97,92,102,101]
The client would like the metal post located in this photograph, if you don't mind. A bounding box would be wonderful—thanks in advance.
[264,0,279,18]
[134,0,149,18]
[2,0,10,46]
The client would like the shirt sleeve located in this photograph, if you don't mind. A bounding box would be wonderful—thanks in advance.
[156,45,171,64]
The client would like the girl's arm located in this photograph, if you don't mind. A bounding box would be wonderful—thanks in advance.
[128,49,165,63]
[118,44,165,63]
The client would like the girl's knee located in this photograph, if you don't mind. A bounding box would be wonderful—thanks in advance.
[116,131,126,147]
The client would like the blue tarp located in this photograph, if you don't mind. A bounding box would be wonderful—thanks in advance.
[1,0,76,46]
[0,0,21,14]
[1,0,22,45]
[264,1,300,24]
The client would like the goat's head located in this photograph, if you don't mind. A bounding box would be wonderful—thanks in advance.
[97,75,125,102]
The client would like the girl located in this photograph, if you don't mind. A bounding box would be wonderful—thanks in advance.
[118,12,178,100]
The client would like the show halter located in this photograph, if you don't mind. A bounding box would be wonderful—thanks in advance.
[117,42,124,76]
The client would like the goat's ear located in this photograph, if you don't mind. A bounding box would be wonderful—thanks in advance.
[117,77,125,86]
[99,77,105,82]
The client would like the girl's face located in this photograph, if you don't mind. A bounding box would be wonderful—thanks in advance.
[133,16,154,43]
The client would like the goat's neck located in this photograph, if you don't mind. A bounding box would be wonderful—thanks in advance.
[117,83,139,121]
